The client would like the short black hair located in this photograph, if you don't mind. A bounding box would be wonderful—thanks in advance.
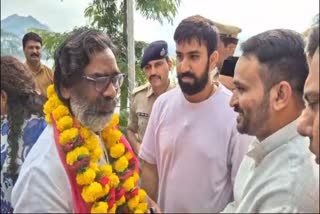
[241,29,308,99]
[306,25,319,58]
[174,15,219,57]
[54,27,116,105]
[22,32,42,48]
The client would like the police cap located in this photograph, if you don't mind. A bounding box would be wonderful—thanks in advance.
[141,40,168,69]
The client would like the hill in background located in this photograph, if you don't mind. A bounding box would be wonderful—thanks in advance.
[1,14,50,60]
[1,14,50,37]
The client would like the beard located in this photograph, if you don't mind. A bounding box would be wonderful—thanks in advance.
[177,61,210,95]
[70,94,117,133]
[234,92,271,136]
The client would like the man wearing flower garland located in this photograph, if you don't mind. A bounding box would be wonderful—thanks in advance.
[139,15,253,213]
[12,29,155,213]
[222,29,319,212]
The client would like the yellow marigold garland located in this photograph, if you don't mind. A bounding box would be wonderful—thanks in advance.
[44,84,148,213]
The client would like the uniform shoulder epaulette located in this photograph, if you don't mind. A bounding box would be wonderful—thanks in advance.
[132,83,149,95]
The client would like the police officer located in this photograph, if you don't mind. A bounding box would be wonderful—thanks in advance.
[210,21,242,90]
[127,40,175,155]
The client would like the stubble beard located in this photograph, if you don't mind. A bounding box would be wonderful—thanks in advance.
[70,96,114,133]
[237,93,270,136]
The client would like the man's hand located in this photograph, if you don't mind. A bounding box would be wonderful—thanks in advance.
[141,160,158,202]
[146,195,162,213]
[132,141,141,155]
[127,129,141,155]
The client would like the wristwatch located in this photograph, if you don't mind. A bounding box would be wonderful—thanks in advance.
[149,207,155,213]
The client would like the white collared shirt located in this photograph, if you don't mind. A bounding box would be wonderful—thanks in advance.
[222,120,319,213]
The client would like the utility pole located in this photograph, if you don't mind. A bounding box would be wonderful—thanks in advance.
[127,0,135,108]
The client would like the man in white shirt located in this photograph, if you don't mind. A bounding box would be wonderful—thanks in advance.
[298,24,320,164]
[222,29,319,213]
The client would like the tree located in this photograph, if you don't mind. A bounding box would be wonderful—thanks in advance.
[84,0,181,127]
[28,28,69,60]
[1,29,24,59]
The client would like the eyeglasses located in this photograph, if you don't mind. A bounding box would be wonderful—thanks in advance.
[82,73,125,92]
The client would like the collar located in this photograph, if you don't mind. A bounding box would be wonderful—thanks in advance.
[146,80,174,98]
[247,119,300,165]
[25,62,44,75]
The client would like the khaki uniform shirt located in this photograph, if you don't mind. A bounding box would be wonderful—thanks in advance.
[127,81,175,142]
[25,63,54,97]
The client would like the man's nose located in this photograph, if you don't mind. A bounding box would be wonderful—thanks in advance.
[149,65,158,75]
[178,58,190,72]
[229,92,238,108]
[102,82,117,98]
[297,109,313,137]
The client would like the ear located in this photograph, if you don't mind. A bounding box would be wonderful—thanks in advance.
[166,57,173,70]
[1,90,8,115]
[270,81,292,111]
[209,50,219,71]
[60,85,71,100]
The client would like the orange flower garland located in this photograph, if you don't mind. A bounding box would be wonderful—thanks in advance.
[44,84,148,213]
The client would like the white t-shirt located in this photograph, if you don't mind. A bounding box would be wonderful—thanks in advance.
[139,84,254,213]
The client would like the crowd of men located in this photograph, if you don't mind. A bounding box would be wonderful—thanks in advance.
[1,13,319,213]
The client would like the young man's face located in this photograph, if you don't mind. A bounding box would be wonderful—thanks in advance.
[297,53,320,164]
[175,39,211,95]
[230,55,272,138]
[23,40,42,64]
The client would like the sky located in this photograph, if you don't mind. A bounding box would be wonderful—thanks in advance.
[1,0,319,55]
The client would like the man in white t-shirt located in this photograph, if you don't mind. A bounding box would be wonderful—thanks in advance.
[139,15,253,213]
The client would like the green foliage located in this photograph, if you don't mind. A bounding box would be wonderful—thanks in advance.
[136,0,181,24]
[27,27,70,60]
[84,0,123,39]
[28,26,107,62]
[119,108,129,136]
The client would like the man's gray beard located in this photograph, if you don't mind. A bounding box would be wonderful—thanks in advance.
[70,98,113,133]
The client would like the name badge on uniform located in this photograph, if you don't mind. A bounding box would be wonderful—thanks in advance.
[138,112,149,118]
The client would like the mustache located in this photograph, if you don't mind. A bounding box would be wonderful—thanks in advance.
[87,97,117,114]
[177,71,196,79]
[234,106,244,114]
[31,53,39,57]
[149,75,161,81]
